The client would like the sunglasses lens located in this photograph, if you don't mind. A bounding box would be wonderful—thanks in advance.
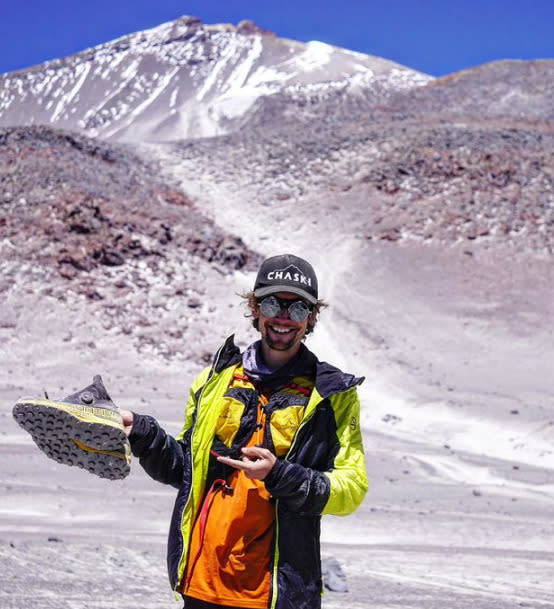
[259,296,281,318]
[288,301,311,322]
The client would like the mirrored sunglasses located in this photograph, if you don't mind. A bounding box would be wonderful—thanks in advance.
[258,295,313,322]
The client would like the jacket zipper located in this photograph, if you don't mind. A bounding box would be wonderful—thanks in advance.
[174,344,226,591]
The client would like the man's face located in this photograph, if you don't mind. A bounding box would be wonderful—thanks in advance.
[254,292,314,353]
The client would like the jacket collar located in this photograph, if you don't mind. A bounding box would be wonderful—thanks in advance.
[314,360,364,399]
[213,334,242,373]
[214,335,363,398]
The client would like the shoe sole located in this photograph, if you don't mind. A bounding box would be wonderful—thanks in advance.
[13,398,131,480]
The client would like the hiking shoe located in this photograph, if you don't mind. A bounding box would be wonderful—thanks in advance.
[12,374,131,480]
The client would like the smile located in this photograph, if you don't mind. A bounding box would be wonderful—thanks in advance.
[269,325,295,335]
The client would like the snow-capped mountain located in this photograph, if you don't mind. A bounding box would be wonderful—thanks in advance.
[0,16,431,142]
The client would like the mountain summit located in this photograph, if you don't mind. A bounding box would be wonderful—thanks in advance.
[0,15,431,142]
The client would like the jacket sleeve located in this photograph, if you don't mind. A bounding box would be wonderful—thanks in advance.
[128,367,211,489]
[264,387,368,516]
[264,458,330,515]
[128,414,186,489]
[321,387,368,515]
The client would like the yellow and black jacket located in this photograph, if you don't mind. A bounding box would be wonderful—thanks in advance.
[129,335,368,609]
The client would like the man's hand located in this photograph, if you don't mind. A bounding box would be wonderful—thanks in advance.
[120,409,134,437]
[217,446,276,480]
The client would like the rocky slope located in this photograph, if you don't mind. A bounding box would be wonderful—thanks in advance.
[382,59,554,122]
[0,125,259,362]
[148,118,553,254]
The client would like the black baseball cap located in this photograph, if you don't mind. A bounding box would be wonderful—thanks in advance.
[253,254,318,304]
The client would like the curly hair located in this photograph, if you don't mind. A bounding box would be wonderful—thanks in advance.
[241,291,327,336]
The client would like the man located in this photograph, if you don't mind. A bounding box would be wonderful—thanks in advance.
[121,253,368,609]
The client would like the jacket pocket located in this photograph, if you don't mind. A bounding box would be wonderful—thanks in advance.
[270,406,305,457]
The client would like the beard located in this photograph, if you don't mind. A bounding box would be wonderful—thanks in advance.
[262,323,302,352]
[263,332,297,351]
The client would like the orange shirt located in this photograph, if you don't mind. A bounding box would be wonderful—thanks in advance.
[183,394,274,608]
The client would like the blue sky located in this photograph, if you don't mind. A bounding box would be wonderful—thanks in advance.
[1,1,552,77]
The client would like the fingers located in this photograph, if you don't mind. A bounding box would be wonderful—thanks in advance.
[120,409,134,437]
[241,446,272,460]
[216,455,248,470]
[120,409,133,424]
[216,447,276,480]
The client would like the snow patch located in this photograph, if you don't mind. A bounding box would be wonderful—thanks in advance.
[50,62,90,121]
[295,41,334,71]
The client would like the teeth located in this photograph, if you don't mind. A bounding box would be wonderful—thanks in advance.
[271,326,292,334]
